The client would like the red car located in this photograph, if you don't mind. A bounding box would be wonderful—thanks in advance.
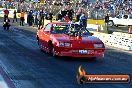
[36,22,105,58]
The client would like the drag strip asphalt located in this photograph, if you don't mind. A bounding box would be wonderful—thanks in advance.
[0,25,132,88]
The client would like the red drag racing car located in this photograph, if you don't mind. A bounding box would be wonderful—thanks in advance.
[36,22,105,58]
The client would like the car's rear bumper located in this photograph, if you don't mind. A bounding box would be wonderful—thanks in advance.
[54,47,105,58]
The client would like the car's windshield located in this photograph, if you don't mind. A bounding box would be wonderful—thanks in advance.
[51,23,69,34]
[51,23,91,36]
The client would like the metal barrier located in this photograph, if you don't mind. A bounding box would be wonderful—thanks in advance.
[91,31,132,50]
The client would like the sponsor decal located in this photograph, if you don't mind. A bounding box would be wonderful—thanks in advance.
[76,66,130,84]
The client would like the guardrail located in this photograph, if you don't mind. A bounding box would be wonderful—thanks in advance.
[91,31,132,51]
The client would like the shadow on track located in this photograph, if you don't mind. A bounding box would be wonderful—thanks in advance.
[53,56,105,63]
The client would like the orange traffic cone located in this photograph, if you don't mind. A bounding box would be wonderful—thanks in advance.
[128,26,132,34]
[96,22,100,32]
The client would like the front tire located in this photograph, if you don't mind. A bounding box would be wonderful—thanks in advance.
[48,43,56,56]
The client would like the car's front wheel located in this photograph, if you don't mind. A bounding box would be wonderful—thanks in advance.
[48,43,56,56]
[52,47,56,57]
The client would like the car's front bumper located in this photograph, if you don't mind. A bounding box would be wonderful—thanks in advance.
[54,47,105,58]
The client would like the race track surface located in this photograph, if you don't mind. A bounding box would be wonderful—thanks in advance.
[0,24,132,88]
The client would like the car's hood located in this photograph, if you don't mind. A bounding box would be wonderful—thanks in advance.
[51,34,102,43]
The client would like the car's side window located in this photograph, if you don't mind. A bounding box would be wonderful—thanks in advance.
[43,24,51,32]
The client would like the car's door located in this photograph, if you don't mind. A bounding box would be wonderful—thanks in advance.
[41,23,52,48]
